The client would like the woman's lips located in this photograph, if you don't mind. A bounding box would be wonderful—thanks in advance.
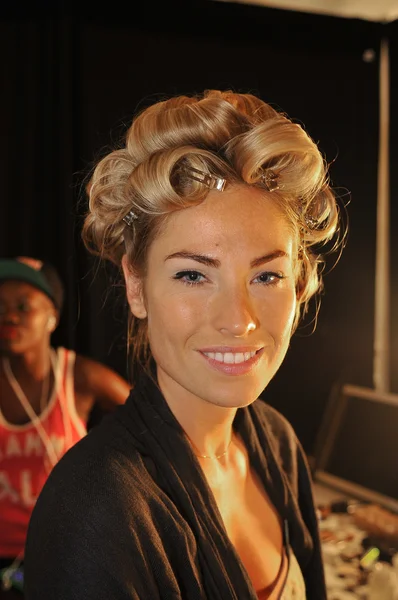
[198,347,264,375]
[0,326,19,340]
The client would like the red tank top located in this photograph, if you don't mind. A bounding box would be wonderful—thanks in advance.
[0,347,86,558]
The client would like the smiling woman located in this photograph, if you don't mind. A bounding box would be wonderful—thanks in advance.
[123,185,298,416]
[24,90,343,600]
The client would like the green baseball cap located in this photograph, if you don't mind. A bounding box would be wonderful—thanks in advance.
[0,258,64,311]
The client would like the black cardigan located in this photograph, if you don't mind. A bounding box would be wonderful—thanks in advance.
[24,370,326,599]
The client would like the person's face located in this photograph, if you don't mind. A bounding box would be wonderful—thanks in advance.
[124,184,298,410]
[0,281,57,355]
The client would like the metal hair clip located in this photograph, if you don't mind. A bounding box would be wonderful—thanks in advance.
[123,210,139,227]
[304,215,319,229]
[261,169,280,192]
[184,166,226,192]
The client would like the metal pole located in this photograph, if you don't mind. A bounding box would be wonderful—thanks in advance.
[373,37,390,392]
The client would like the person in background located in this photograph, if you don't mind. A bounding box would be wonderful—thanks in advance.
[0,256,131,597]
[24,89,343,599]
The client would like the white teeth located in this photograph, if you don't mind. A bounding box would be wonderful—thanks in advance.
[234,353,245,364]
[203,350,257,364]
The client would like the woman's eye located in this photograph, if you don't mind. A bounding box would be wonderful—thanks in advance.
[0,302,31,315]
[253,271,285,285]
[18,302,31,312]
[174,270,206,285]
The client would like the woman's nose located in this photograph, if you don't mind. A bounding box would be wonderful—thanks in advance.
[212,286,258,337]
[0,308,20,324]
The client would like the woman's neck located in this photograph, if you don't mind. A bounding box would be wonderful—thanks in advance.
[156,367,237,459]
[3,345,52,382]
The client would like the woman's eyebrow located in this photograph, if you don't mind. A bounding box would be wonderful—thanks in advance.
[165,249,288,268]
[165,251,221,268]
[250,250,288,268]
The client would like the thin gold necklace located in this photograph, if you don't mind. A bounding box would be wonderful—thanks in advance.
[186,433,233,460]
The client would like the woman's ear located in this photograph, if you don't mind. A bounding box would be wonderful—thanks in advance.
[121,255,147,319]
[47,313,57,332]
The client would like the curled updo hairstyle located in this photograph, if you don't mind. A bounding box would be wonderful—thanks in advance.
[82,89,343,372]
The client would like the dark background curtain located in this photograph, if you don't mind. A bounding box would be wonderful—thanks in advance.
[1,0,396,454]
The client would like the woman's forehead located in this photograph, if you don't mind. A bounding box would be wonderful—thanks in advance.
[153,185,295,255]
[0,280,50,303]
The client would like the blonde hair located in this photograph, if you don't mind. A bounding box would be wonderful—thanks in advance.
[82,89,343,373]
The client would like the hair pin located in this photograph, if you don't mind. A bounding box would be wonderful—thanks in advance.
[183,166,226,192]
[123,210,139,227]
[304,215,319,229]
[261,169,280,192]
